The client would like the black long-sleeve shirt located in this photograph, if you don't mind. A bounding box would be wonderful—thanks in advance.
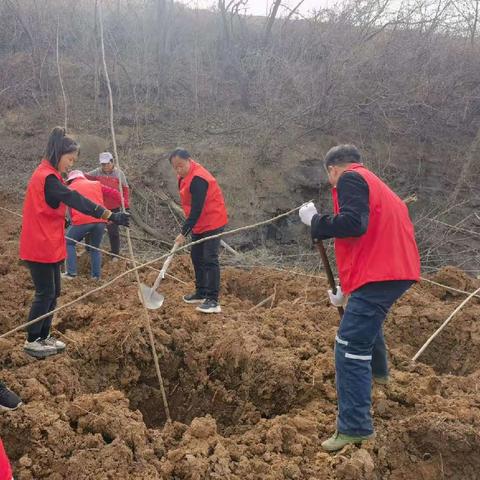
[181,176,208,236]
[44,175,105,218]
[311,172,370,241]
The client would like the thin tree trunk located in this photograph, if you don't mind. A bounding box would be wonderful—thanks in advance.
[94,0,100,117]
[56,17,68,130]
[264,0,282,44]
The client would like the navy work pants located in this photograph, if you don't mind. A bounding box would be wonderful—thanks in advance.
[335,280,414,436]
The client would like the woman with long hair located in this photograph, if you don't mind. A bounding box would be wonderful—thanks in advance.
[19,127,129,359]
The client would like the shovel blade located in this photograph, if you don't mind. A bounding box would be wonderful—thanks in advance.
[138,283,165,310]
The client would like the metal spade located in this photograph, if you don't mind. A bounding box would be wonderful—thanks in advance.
[139,242,179,309]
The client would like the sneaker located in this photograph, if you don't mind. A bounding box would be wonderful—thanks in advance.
[373,375,389,385]
[321,431,375,452]
[61,273,76,280]
[24,338,58,359]
[111,257,119,263]
[0,383,22,411]
[196,299,222,314]
[44,335,66,352]
[183,293,206,304]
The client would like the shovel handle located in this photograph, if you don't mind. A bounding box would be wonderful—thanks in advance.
[315,241,344,318]
[152,242,180,290]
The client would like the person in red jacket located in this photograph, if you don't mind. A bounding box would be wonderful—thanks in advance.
[87,152,129,258]
[0,439,12,480]
[64,170,122,280]
[299,144,420,452]
[19,127,130,359]
[170,149,228,314]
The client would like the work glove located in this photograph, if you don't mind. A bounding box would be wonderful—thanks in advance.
[109,211,130,227]
[299,202,318,226]
[328,286,347,307]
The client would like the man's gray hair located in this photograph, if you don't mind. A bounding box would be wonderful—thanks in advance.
[324,144,361,168]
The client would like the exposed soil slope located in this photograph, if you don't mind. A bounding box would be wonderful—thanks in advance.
[0,201,479,479]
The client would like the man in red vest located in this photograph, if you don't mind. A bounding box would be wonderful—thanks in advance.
[64,170,122,280]
[299,144,420,452]
[170,149,228,314]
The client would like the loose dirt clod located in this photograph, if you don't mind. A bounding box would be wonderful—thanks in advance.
[0,206,479,479]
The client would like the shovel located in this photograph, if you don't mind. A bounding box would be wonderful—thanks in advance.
[314,240,344,319]
[139,242,180,309]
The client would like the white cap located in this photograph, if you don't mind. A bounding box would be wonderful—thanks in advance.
[67,170,85,182]
[99,152,114,164]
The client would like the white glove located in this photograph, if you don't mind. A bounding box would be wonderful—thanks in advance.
[328,286,347,307]
[299,202,318,226]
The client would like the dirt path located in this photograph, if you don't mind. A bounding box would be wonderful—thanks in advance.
[0,199,479,479]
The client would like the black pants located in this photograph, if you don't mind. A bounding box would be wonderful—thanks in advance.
[106,208,121,255]
[191,227,223,301]
[26,261,62,342]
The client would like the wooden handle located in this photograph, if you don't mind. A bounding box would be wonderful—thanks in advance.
[160,242,180,275]
[315,241,344,318]
[152,242,179,290]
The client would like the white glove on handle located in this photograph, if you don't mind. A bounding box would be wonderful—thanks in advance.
[328,286,347,307]
[299,202,318,226]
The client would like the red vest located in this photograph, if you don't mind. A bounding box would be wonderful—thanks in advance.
[179,160,228,234]
[69,178,106,226]
[0,440,12,480]
[19,160,67,263]
[333,164,420,294]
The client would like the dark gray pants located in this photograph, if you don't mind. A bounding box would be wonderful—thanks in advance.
[26,261,62,342]
[191,227,223,301]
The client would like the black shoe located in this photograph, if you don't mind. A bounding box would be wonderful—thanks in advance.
[196,299,222,314]
[183,293,206,304]
[0,383,22,411]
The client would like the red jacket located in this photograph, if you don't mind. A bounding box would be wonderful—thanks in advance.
[68,178,108,226]
[0,440,12,480]
[333,164,420,294]
[179,160,228,234]
[19,160,67,263]
[85,170,129,210]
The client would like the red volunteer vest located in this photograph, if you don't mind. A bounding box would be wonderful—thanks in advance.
[69,178,106,226]
[333,164,420,294]
[179,160,228,234]
[19,160,67,263]
[0,440,12,480]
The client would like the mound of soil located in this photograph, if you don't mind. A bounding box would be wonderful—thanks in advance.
[0,201,479,479]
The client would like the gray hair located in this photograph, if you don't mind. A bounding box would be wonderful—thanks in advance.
[324,144,361,168]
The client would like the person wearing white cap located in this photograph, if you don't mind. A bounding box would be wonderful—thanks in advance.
[64,170,122,280]
[86,152,129,257]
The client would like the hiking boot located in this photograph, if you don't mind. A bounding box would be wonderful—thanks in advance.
[196,299,222,314]
[183,293,206,304]
[321,431,374,452]
[24,338,58,359]
[0,383,22,411]
[61,272,76,280]
[44,335,66,352]
[373,375,389,385]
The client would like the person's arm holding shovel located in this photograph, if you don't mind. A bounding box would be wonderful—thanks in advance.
[299,172,370,309]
